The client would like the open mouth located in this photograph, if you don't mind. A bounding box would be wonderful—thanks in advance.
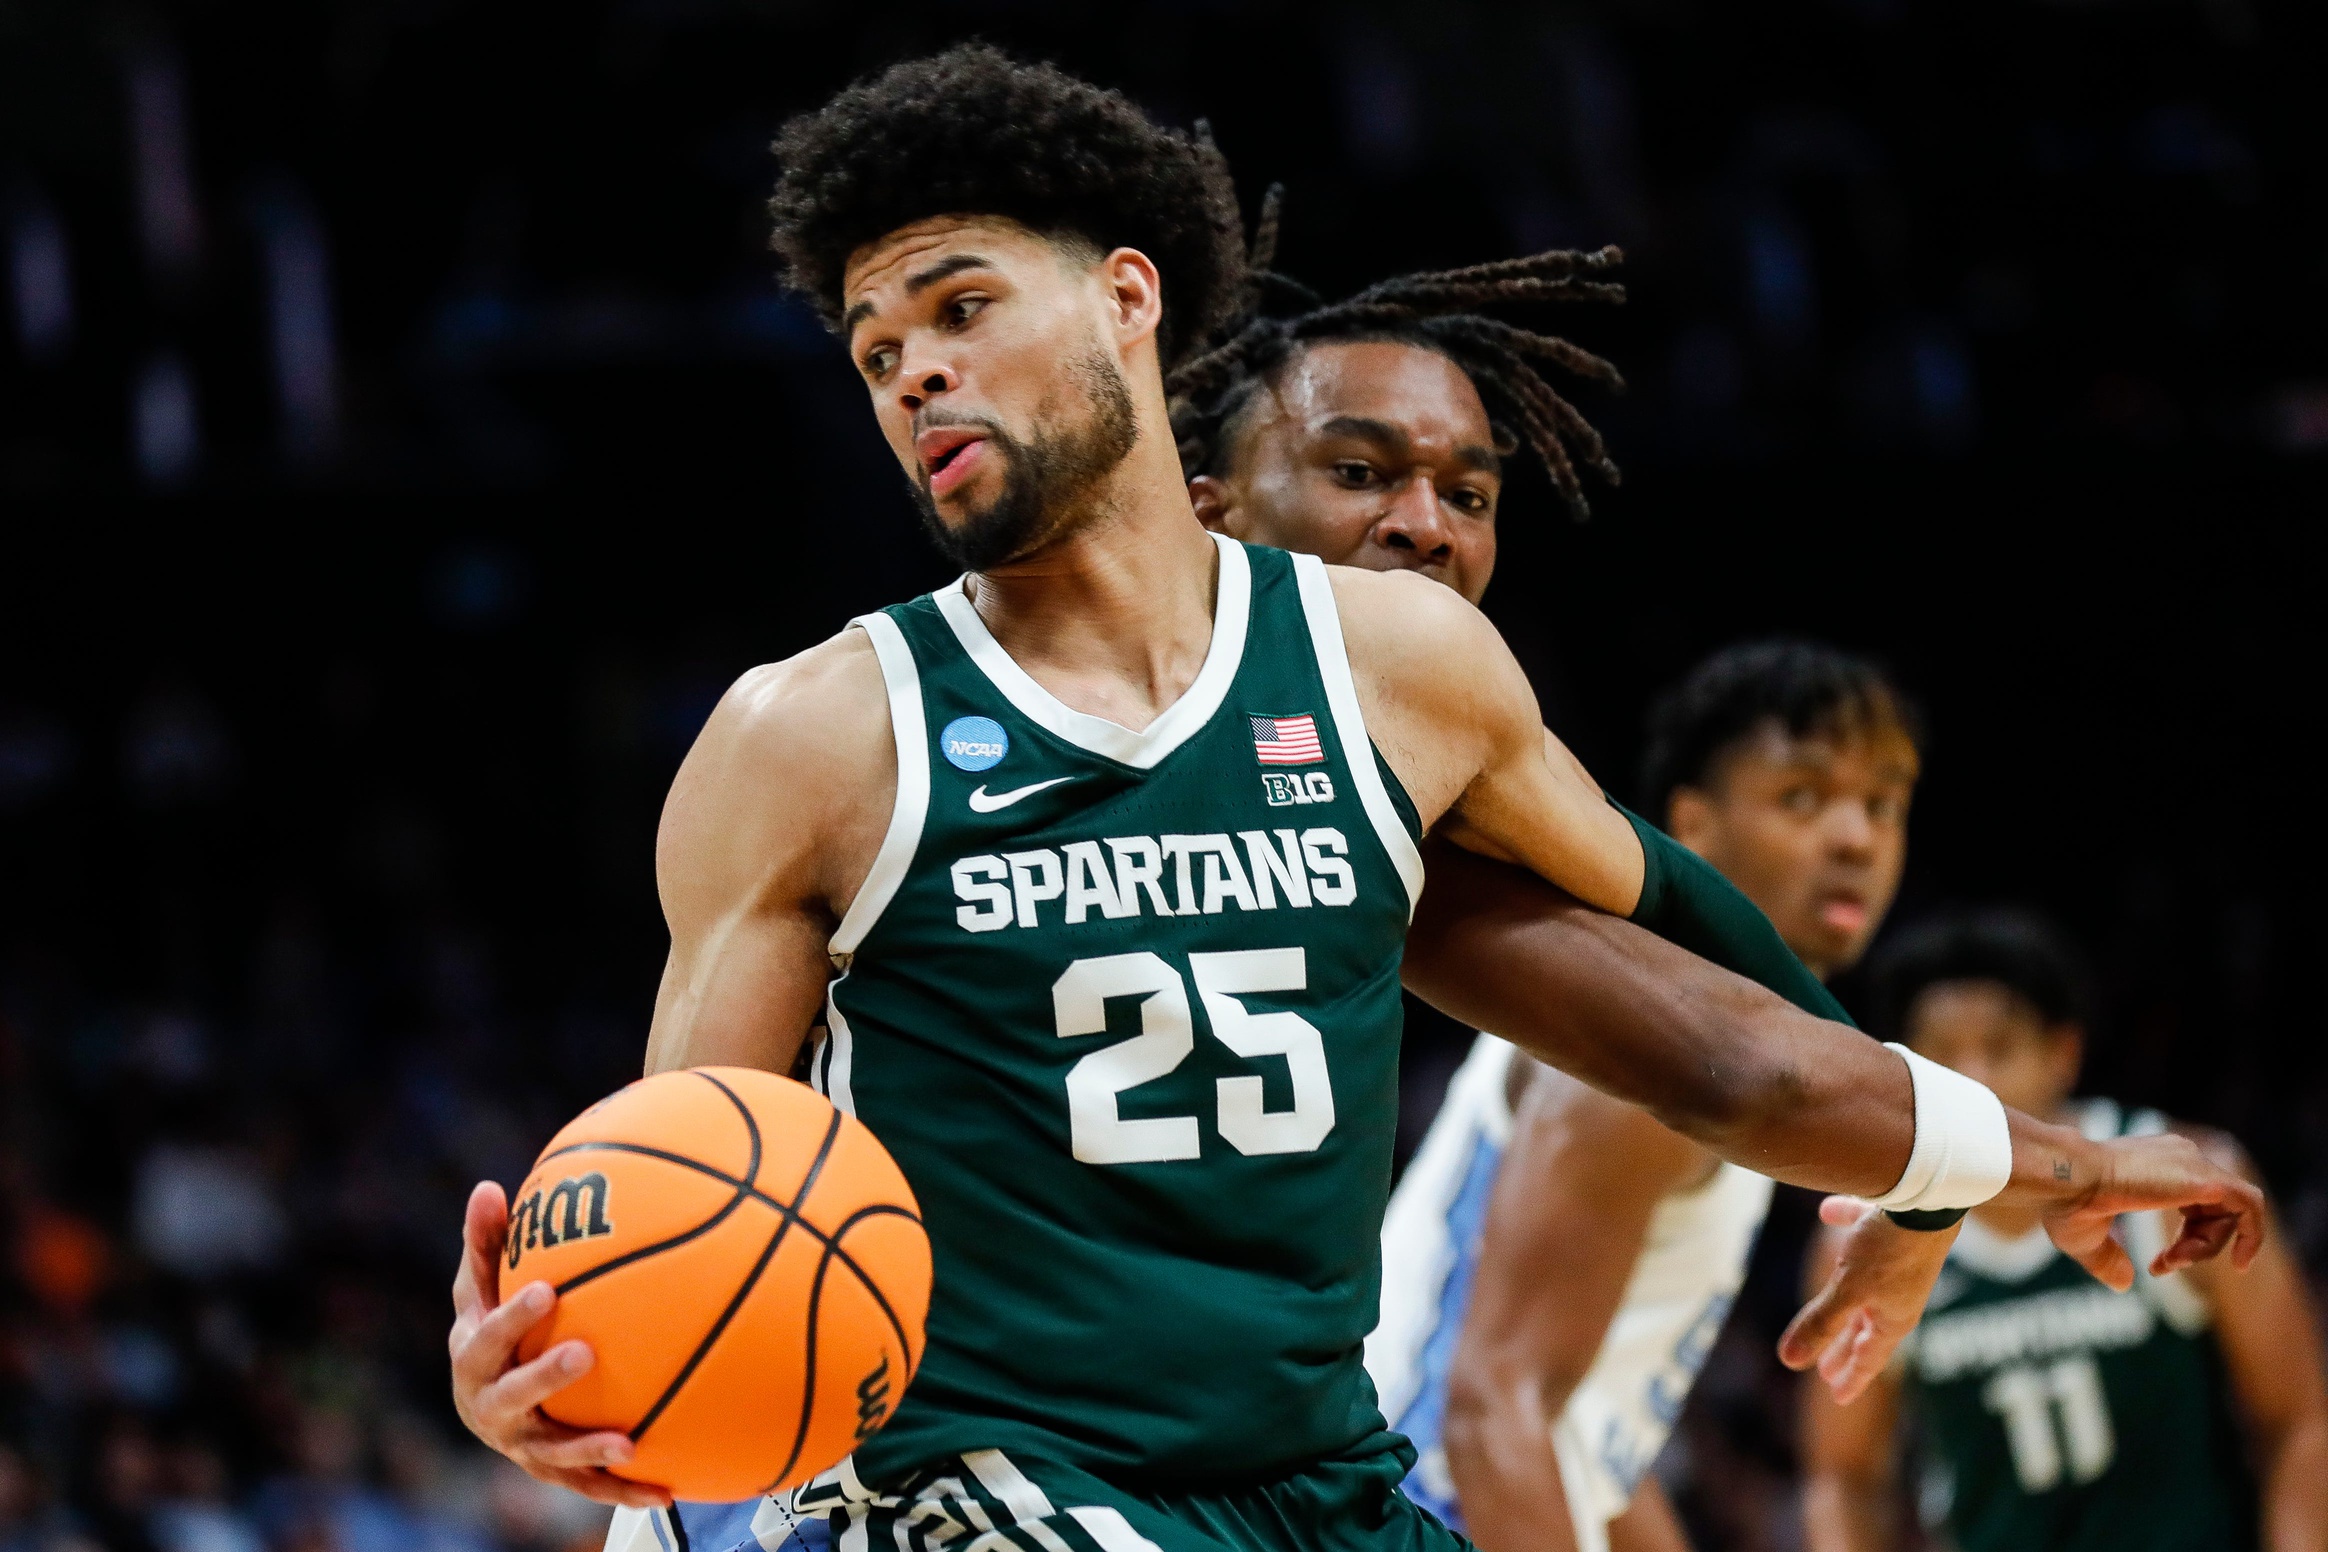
[1817,893,1869,936]
[916,427,990,497]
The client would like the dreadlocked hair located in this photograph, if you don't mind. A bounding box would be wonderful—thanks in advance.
[767,43,1246,371]
[1168,208,1627,519]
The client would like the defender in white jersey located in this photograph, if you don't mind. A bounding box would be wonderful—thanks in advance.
[1367,644,1922,1552]
[1370,1034,1773,1549]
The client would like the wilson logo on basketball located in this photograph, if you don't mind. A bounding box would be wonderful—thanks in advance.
[853,1355,892,1441]
[506,1171,614,1268]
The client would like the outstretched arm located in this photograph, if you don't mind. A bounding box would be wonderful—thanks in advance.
[1443,1063,1709,1552]
[1401,842,2265,1277]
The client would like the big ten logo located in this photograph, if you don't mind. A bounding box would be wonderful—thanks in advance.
[853,1354,893,1440]
[1261,771,1335,808]
[505,1171,614,1268]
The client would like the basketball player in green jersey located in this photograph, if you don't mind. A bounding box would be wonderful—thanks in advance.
[1802,911,2328,1552]
[444,47,2264,1552]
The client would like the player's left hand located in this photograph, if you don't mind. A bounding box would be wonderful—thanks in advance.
[1779,1196,1955,1404]
[2038,1128,2265,1290]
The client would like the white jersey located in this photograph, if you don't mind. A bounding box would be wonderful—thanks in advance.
[1367,1034,1774,1552]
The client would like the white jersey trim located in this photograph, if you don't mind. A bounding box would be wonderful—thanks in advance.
[930,532,1251,771]
[816,996,858,1116]
[830,610,931,960]
[1289,553,1425,918]
[601,1508,658,1552]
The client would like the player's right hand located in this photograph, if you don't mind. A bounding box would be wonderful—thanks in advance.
[2039,1129,2264,1291]
[448,1180,675,1509]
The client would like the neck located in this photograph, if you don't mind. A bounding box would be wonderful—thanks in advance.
[963,411,1222,733]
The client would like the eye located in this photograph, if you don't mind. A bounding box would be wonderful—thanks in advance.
[942,294,989,329]
[1331,461,1381,488]
[1447,486,1492,514]
[1780,785,1820,815]
[861,344,899,380]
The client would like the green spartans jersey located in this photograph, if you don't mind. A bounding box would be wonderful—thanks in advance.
[1900,1100,2253,1552]
[813,534,1424,1489]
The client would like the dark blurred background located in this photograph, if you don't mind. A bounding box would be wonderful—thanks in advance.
[3,3,2324,1550]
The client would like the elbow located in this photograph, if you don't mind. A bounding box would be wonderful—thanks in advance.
[1442,1347,1579,1467]
[1440,1366,1503,1470]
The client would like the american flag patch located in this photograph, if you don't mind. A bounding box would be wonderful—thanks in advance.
[1249,714,1324,766]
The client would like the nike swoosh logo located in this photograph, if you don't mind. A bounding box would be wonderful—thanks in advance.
[967,776,1075,813]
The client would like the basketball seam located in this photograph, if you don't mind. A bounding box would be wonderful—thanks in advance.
[536,1141,925,1261]
[532,1072,768,1297]
[627,1106,846,1446]
[759,1204,927,1495]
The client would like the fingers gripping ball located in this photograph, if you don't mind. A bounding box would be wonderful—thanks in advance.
[502,1068,930,1502]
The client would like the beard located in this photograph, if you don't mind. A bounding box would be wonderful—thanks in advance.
[910,347,1139,572]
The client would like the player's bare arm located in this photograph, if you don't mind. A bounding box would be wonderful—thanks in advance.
[1441,1064,1706,1552]
[2170,1130,2328,1552]
[1399,840,2265,1277]
[450,628,896,1505]
[1329,563,1644,912]
[644,631,897,1075]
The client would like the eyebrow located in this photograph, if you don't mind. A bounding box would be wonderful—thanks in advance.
[1318,416,1408,454]
[1318,416,1502,477]
[1452,443,1502,476]
[842,254,996,334]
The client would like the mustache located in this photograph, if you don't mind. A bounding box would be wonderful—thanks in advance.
[911,408,1002,443]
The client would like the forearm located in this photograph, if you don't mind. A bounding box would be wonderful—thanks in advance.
[1406,840,1914,1196]
[1802,1476,1893,1552]
[1443,1379,1585,1552]
[2261,1413,2328,1552]
[1617,804,1852,1026]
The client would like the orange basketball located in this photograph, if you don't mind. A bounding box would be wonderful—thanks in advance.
[501,1066,930,1502]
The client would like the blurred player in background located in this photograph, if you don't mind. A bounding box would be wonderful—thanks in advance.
[1801,909,2328,1552]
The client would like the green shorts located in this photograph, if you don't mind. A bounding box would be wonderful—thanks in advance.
[793,1442,1466,1552]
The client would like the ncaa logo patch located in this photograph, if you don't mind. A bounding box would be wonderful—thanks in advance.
[940,715,1009,772]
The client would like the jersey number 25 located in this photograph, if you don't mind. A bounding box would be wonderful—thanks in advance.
[1053,949,1334,1164]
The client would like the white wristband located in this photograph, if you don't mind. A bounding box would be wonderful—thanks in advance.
[1868,1043,2013,1212]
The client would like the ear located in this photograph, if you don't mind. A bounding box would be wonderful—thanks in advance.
[1189,474,1236,535]
[1665,787,1718,852]
[1099,247,1165,351]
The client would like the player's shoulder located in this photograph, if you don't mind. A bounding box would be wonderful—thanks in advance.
[664,627,894,850]
[702,627,892,767]
[1322,562,1489,640]
[1321,564,1507,694]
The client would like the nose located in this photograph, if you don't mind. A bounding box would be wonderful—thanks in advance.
[1371,477,1455,566]
[896,362,957,415]
[1825,796,1877,859]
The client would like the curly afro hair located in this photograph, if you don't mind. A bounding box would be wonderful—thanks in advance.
[768,43,1247,371]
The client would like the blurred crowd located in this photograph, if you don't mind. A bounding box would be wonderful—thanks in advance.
[0,1015,620,1552]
